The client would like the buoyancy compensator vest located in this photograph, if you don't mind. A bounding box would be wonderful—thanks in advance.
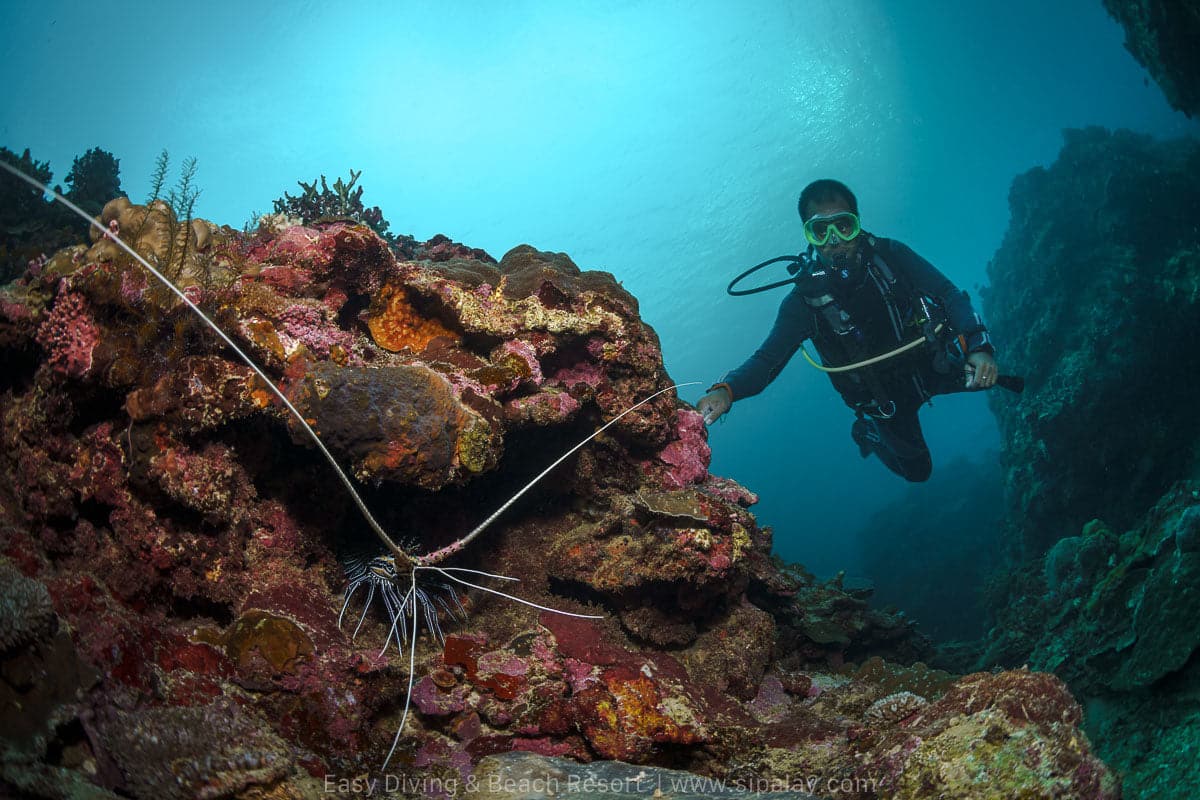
[789,237,947,416]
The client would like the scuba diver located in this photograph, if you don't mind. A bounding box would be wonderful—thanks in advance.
[696,179,1013,482]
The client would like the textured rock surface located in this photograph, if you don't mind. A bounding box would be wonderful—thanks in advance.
[1103,0,1200,118]
[468,752,823,798]
[983,127,1200,557]
[0,196,1114,797]
[980,127,1200,799]
[0,558,56,651]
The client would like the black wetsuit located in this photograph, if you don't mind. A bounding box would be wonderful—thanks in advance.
[719,236,992,482]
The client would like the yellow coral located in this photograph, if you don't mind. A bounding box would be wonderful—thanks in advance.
[455,414,499,475]
[367,283,458,353]
[731,523,751,561]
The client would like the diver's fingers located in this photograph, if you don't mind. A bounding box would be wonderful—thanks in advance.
[981,362,997,387]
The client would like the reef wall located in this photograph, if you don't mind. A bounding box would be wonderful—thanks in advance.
[981,127,1200,799]
[983,127,1200,560]
[0,175,1118,798]
[1103,0,1200,118]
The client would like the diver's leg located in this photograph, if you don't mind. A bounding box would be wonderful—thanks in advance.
[851,410,932,482]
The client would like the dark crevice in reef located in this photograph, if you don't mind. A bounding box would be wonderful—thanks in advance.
[168,593,235,627]
[62,384,126,440]
[0,342,40,395]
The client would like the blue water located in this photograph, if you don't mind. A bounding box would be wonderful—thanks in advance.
[1,0,1195,577]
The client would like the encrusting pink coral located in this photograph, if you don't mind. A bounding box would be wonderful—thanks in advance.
[35,288,100,378]
[654,408,712,488]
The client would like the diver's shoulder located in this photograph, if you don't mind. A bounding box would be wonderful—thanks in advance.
[870,235,908,254]
[871,236,924,268]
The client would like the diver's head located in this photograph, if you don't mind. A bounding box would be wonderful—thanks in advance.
[798,179,863,269]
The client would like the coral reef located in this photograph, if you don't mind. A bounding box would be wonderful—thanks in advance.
[94,697,294,800]
[979,127,1200,798]
[62,148,122,220]
[0,182,1115,797]
[1103,0,1200,118]
[983,127,1200,557]
[0,558,56,652]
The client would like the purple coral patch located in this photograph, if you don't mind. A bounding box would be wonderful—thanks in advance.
[655,409,711,488]
[36,289,99,378]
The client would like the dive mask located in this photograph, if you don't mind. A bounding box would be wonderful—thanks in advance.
[803,211,861,247]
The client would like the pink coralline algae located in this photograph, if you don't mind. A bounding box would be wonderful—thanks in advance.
[493,339,544,387]
[700,475,759,507]
[35,288,100,378]
[504,388,581,427]
[275,303,357,360]
[653,408,712,488]
[0,295,34,324]
[254,224,336,272]
[148,438,255,521]
[119,268,149,305]
[410,674,470,716]
[553,361,605,391]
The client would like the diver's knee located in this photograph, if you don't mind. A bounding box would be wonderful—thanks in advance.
[903,458,932,482]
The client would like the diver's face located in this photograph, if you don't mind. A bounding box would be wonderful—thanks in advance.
[806,198,861,265]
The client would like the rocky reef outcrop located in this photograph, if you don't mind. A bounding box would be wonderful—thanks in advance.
[0,178,1117,798]
[1103,0,1200,118]
[983,127,1200,559]
[981,126,1200,798]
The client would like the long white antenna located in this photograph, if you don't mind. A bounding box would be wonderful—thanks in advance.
[0,160,411,564]
[421,382,699,563]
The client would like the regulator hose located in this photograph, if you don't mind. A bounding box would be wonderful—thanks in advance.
[799,325,945,373]
[726,255,807,296]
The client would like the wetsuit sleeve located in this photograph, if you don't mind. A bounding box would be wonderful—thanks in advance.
[885,240,994,354]
[719,288,814,401]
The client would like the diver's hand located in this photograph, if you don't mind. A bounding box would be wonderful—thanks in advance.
[696,387,732,425]
[965,351,998,389]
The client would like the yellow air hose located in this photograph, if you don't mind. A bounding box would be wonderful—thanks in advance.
[801,324,944,373]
